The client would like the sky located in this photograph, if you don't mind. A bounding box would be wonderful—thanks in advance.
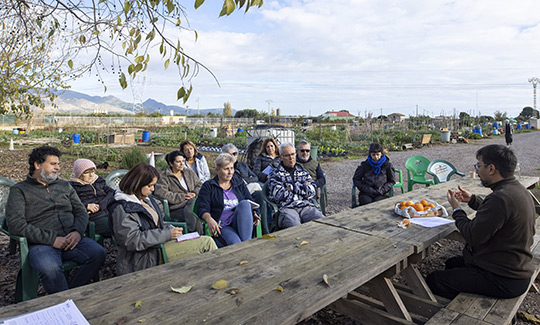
[70,0,540,118]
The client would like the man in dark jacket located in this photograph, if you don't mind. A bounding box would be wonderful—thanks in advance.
[426,144,535,299]
[6,146,106,294]
[296,140,326,189]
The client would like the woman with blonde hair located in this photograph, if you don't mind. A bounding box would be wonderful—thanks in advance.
[253,138,280,182]
[180,140,210,183]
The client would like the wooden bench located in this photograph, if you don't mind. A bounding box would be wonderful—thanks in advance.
[426,234,540,325]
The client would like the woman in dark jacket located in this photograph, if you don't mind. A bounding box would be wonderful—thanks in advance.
[70,159,115,237]
[253,138,280,182]
[198,153,260,247]
[108,163,216,275]
[352,143,396,206]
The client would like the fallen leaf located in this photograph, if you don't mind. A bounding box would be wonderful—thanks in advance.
[134,300,142,308]
[239,260,249,265]
[262,234,276,239]
[114,316,131,325]
[518,311,540,324]
[226,288,240,295]
[322,274,330,288]
[297,240,309,248]
[212,279,229,290]
[138,319,147,323]
[236,297,243,306]
[274,285,284,292]
[170,285,193,294]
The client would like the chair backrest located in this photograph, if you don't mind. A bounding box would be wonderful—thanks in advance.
[105,169,129,190]
[426,160,463,184]
[0,177,16,229]
[405,155,431,179]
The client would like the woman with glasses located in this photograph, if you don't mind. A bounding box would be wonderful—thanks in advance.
[154,150,204,234]
[70,159,115,237]
[253,138,280,182]
[352,143,396,206]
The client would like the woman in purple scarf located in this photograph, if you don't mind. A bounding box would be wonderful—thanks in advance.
[352,143,396,206]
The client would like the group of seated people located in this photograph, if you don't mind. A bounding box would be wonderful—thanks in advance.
[4,140,327,296]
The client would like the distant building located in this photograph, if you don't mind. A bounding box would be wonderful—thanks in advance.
[320,111,356,121]
[388,113,406,123]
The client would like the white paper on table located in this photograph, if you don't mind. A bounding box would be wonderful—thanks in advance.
[2,299,89,325]
[410,217,455,228]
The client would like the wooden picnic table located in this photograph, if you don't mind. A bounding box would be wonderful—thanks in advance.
[0,176,537,324]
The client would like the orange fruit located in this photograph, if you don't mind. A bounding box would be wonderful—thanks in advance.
[400,201,407,207]
[400,205,406,210]
[420,200,428,206]
[402,218,411,227]
[405,201,414,207]
[413,203,424,212]
[427,203,435,209]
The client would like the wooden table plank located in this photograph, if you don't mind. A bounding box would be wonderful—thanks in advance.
[0,222,413,325]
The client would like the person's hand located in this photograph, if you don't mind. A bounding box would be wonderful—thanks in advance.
[52,236,69,250]
[253,211,260,226]
[206,217,222,237]
[455,185,472,203]
[447,189,461,210]
[185,192,196,200]
[87,203,100,213]
[170,227,184,240]
[64,231,82,250]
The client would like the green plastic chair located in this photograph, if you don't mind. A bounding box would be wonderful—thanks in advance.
[426,160,466,184]
[405,156,435,192]
[351,169,404,208]
[319,171,328,216]
[105,169,128,190]
[1,176,18,254]
[193,197,262,239]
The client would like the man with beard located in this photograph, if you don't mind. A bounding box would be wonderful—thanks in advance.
[426,144,535,299]
[6,146,105,294]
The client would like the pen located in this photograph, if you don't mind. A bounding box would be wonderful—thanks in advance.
[213,220,221,236]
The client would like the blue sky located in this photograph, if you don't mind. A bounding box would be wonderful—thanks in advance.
[70,0,540,118]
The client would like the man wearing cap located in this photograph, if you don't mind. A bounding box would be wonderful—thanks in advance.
[6,146,106,295]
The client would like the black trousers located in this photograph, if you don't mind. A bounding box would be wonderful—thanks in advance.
[426,256,530,299]
[358,193,388,206]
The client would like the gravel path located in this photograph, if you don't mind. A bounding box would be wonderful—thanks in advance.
[304,131,540,324]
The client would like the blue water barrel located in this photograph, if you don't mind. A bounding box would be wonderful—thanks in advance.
[384,125,389,130]
[72,133,81,144]
[526,124,530,129]
[237,128,244,133]
[517,124,522,130]
[12,129,18,135]
[142,131,151,142]
[493,129,498,135]
[493,122,499,129]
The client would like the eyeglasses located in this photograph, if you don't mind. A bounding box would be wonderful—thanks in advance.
[473,163,489,171]
[281,153,296,158]
[299,149,310,153]
[82,169,95,175]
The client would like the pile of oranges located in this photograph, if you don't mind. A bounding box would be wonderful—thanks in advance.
[399,200,436,212]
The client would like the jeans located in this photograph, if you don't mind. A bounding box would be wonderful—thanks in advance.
[216,200,253,247]
[28,237,106,294]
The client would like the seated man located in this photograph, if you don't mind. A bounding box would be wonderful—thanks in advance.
[268,143,324,229]
[296,140,326,189]
[6,146,106,294]
[426,144,535,299]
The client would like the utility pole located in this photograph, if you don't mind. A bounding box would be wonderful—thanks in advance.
[529,77,540,110]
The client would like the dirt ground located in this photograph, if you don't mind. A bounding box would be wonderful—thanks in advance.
[1,133,540,324]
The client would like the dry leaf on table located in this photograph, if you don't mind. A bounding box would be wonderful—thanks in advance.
[170,285,193,294]
[262,234,276,239]
[239,260,249,265]
[212,279,229,290]
[134,300,142,308]
[226,288,240,295]
[274,285,284,292]
[322,274,330,288]
[297,240,309,248]
[138,319,147,323]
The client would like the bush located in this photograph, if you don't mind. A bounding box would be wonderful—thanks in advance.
[120,148,147,169]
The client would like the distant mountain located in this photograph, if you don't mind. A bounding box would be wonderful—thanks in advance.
[42,89,231,115]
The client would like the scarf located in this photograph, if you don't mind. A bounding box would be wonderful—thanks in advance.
[368,155,386,175]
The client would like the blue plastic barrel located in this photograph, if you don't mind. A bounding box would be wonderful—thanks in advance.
[72,133,81,144]
[142,131,151,142]
[12,129,18,135]
[517,124,522,130]
[526,124,530,129]
[237,128,244,133]
[493,122,498,129]
[493,129,498,135]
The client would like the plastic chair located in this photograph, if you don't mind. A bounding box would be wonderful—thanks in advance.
[427,160,466,184]
[0,176,17,254]
[105,169,128,190]
[319,171,328,216]
[193,197,262,238]
[351,169,404,208]
[405,156,435,192]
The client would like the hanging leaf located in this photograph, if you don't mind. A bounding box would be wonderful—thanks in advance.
[219,0,235,17]
[67,60,73,69]
[164,59,170,69]
[212,279,229,290]
[119,72,127,89]
[170,285,193,294]
[177,87,186,100]
[195,0,205,9]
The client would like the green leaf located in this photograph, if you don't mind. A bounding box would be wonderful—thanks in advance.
[220,0,235,17]
[68,60,73,69]
[134,300,142,308]
[36,19,42,28]
[119,73,127,89]
[134,63,142,73]
[128,64,134,74]
[92,30,100,35]
[79,35,86,44]
[48,29,55,38]
[124,0,131,16]
[176,18,181,26]
[164,59,170,69]
[166,0,175,14]
[177,87,186,100]
[14,61,24,68]
[194,0,205,9]
[134,56,144,64]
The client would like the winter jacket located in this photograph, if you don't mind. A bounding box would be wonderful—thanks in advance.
[70,176,114,221]
[268,163,317,209]
[6,175,88,246]
[297,156,326,188]
[234,161,259,184]
[352,156,395,197]
[154,168,202,211]
[253,153,280,182]
[454,177,535,279]
[185,153,211,183]
[197,176,257,222]
[108,192,171,276]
